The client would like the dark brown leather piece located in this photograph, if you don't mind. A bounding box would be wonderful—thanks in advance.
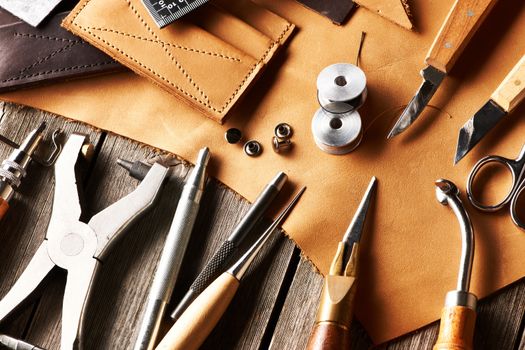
[295,0,355,25]
[0,10,123,92]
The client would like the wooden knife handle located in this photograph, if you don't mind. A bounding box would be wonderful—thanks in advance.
[306,322,351,350]
[0,198,9,221]
[490,54,525,112]
[426,0,498,73]
[433,306,477,350]
[155,272,239,350]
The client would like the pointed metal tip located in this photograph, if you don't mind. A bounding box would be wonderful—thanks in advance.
[116,158,133,172]
[342,177,377,246]
[269,171,288,192]
[196,147,211,167]
[387,125,403,139]
[36,121,47,133]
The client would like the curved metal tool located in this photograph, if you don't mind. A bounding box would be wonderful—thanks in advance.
[434,179,477,350]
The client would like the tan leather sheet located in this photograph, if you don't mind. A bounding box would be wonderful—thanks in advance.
[2,0,525,344]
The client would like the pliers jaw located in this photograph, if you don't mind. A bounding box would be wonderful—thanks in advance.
[0,133,169,350]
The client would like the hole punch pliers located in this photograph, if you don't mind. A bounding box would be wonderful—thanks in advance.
[0,133,169,350]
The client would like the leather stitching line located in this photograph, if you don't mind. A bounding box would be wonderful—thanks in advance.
[17,41,82,75]
[65,0,293,114]
[124,0,210,104]
[1,62,117,83]
[86,27,242,62]
[14,32,82,44]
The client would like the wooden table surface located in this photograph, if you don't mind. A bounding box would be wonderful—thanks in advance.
[1,101,525,350]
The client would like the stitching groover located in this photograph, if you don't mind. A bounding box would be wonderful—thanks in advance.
[67,0,293,116]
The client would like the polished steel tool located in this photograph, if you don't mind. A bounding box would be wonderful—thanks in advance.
[454,54,525,164]
[0,133,168,350]
[170,171,287,321]
[117,158,152,180]
[133,147,210,350]
[306,177,376,350]
[140,0,209,28]
[0,122,60,221]
[0,334,45,350]
[156,187,306,350]
[387,0,499,139]
[434,179,477,350]
[466,144,525,229]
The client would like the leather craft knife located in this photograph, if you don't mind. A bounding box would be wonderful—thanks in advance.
[387,0,499,139]
[454,54,525,164]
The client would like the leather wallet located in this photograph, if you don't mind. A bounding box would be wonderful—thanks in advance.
[0,10,123,93]
[62,0,294,123]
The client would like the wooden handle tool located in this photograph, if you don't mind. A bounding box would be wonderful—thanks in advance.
[490,54,525,112]
[306,177,377,350]
[0,198,9,221]
[155,187,306,350]
[426,0,499,73]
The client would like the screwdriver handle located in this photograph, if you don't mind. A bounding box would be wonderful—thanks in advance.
[491,54,525,113]
[156,273,240,350]
[0,198,8,221]
[426,0,498,73]
[306,323,351,350]
[433,306,476,350]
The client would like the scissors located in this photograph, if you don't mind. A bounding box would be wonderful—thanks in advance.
[467,144,525,229]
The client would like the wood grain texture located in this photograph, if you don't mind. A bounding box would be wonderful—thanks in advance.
[0,197,8,221]
[306,323,351,350]
[491,54,525,112]
[157,273,240,350]
[433,306,476,350]
[426,0,498,73]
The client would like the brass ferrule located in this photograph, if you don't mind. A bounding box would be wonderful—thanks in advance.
[315,242,360,328]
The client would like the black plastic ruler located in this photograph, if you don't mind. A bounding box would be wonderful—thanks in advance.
[141,0,209,28]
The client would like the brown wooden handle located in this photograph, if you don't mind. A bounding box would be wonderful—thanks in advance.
[155,272,240,350]
[0,197,9,221]
[306,322,351,350]
[491,54,525,112]
[433,306,477,350]
[426,0,498,73]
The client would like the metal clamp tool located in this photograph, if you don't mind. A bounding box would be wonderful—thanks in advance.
[434,179,477,350]
[0,133,169,350]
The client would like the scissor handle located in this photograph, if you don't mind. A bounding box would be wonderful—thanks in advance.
[510,180,525,230]
[467,155,519,212]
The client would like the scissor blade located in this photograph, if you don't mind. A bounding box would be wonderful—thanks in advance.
[342,177,377,249]
[454,100,507,164]
[387,65,446,139]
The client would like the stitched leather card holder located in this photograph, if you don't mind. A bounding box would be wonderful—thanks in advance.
[62,0,295,123]
[0,11,123,93]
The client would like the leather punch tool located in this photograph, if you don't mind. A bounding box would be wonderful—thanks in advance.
[0,133,169,350]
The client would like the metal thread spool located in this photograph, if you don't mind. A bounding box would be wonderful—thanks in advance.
[317,63,367,114]
[311,105,363,155]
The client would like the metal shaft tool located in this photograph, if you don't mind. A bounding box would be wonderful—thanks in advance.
[169,171,288,321]
[306,177,376,350]
[133,147,210,350]
[454,54,525,164]
[387,0,498,139]
[156,187,306,350]
[0,334,45,350]
[434,179,477,350]
[0,122,46,221]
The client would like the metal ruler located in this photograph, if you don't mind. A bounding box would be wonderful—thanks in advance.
[141,0,209,28]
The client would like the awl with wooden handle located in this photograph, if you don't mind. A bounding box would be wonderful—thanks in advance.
[434,179,477,350]
[306,177,376,350]
[155,186,306,350]
[388,0,499,139]
[455,54,525,164]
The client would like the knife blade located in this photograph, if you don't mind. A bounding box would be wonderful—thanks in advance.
[387,0,499,139]
[454,54,525,164]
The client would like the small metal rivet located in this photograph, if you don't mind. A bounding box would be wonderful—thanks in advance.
[225,128,242,144]
[272,136,292,153]
[274,123,293,139]
[244,140,262,157]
